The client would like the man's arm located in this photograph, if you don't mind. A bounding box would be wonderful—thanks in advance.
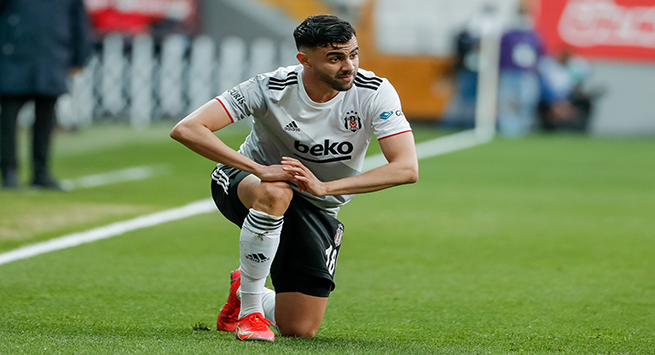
[281,131,418,196]
[170,99,295,182]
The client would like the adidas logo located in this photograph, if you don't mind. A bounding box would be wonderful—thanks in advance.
[245,253,270,263]
[284,121,301,132]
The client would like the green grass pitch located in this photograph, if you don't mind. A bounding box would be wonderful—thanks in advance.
[1,122,654,354]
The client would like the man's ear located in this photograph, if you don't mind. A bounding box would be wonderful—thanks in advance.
[296,51,310,67]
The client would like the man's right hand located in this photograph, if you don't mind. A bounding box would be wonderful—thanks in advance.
[255,164,297,182]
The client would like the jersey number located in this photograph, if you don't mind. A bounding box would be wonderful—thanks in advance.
[324,245,339,276]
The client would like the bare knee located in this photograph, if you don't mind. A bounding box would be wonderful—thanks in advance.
[252,181,293,215]
[278,322,320,338]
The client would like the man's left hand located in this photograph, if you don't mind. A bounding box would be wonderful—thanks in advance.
[281,157,327,196]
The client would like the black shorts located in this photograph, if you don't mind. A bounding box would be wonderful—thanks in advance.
[210,165,344,298]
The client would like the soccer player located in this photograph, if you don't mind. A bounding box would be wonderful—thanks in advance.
[170,14,418,341]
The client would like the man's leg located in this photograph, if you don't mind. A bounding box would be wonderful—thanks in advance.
[275,292,328,338]
[267,194,343,338]
[0,95,27,188]
[212,169,337,339]
[32,95,60,188]
[233,175,293,340]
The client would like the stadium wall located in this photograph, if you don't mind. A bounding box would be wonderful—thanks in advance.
[588,62,655,136]
[197,0,295,50]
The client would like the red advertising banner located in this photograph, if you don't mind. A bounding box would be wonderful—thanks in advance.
[84,0,199,35]
[534,0,655,62]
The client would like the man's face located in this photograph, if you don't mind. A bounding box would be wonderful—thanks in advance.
[307,36,359,92]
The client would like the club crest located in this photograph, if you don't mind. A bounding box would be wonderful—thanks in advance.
[334,224,344,246]
[343,110,362,133]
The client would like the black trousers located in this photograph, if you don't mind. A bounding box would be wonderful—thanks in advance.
[0,94,58,179]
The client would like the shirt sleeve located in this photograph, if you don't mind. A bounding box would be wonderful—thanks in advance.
[215,76,267,123]
[370,79,412,140]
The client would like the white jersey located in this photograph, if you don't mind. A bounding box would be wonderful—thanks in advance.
[216,64,411,214]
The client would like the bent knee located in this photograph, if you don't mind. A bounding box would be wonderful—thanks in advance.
[258,181,293,204]
[278,323,319,338]
[252,181,293,214]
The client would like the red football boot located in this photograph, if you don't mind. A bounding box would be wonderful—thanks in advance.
[216,268,241,332]
[235,312,275,341]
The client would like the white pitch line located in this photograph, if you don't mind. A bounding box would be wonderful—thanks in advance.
[61,165,170,190]
[0,129,490,266]
[362,129,492,171]
[0,199,216,265]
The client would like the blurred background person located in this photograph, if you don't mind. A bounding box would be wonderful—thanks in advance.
[496,1,544,137]
[440,3,499,130]
[537,48,599,133]
[439,13,482,130]
[0,0,92,190]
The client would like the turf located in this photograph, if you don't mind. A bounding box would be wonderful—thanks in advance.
[1,123,654,354]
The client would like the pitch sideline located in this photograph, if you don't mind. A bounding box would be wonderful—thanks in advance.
[0,130,490,266]
[62,164,171,190]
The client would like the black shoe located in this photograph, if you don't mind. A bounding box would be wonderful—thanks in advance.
[1,170,19,189]
[31,175,69,191]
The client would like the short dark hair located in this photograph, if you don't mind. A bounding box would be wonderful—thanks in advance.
[293,15,356,50]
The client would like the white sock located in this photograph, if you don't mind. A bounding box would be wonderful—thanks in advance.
[237,286,276,323]
[261,287,277,324]
[238,209,282,318]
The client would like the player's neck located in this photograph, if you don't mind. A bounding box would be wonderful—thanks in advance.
[302,70,339,103]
